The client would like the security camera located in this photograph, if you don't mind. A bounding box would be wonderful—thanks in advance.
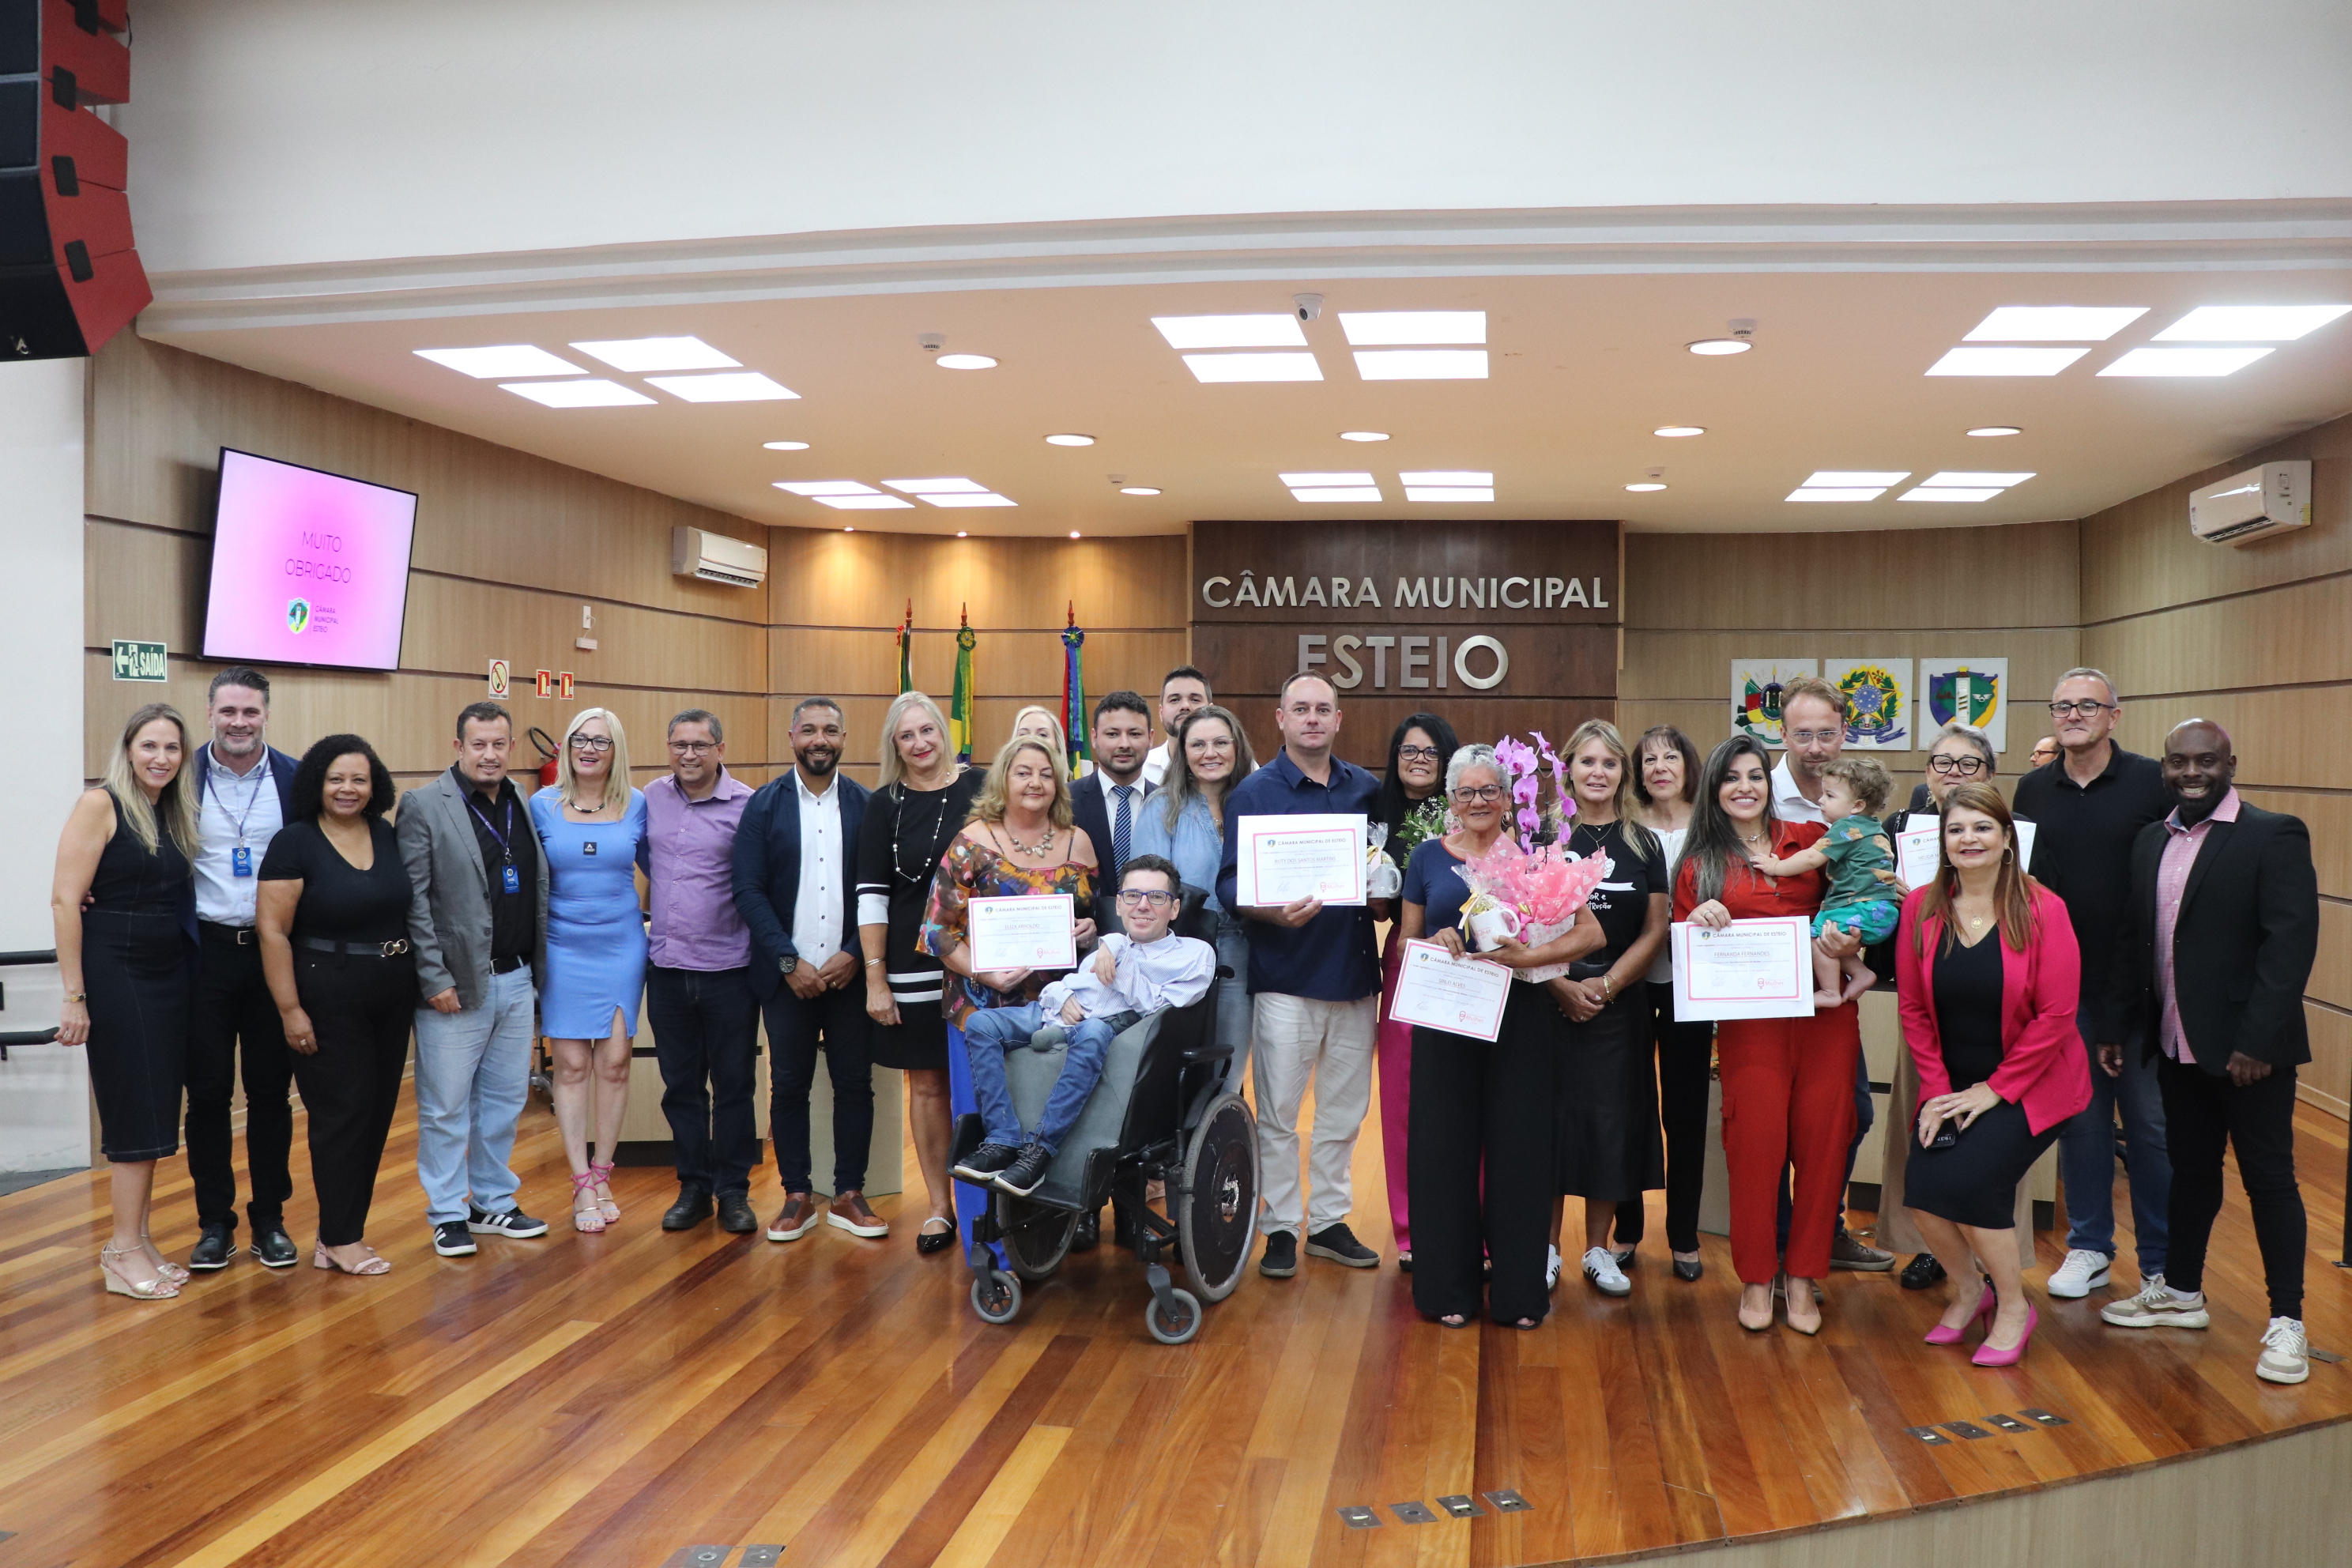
[1294,293,1324,323]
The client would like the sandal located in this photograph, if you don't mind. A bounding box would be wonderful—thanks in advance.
[141,1231,191,1286]
[571,1170,608,1234]
[101,1244,179,1300]
[314,1245,391,1276]
[590,1159,620,1223]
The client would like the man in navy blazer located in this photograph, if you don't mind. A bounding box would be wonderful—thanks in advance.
[1069,691,1156,933]
[183,668,307,1272]
[732,698,882,1242]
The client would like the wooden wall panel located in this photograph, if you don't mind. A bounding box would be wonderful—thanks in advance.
[1625,521,2080,631]
[767,530,1187,632]
[2083,573,2352,700]
[2243,790,2352,902]
[766,628,1188,711]
[2109,686,2352,792]
[2304,1004,2352,1119]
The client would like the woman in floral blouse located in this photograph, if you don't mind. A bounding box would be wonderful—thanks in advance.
[1371,712,1460,1270]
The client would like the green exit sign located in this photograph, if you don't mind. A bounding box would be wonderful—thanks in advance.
[111,639,168,682]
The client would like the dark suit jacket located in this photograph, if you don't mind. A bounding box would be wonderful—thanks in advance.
[2112,801,2318,1075]
[180,742,302,945]
[1069,771,1152,930]
[733,771,872,1001]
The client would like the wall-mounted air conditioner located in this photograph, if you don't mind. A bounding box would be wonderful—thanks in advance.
[671,526,768,587]
[2189,461,2311,547]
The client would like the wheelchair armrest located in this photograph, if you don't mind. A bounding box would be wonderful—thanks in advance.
[1182,1043,1234,1062]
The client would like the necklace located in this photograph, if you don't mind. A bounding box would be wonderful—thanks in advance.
[891,777,958,885]
[1000,819,1058,858]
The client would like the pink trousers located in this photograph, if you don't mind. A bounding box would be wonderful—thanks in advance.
[1377,926,1412,1253]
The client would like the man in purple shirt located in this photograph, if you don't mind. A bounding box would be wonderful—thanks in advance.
[639,709,760,1233]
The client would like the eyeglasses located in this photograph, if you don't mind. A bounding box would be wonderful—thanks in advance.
[569,735,614,753]
[2049,699,2116,718]
[1786,729,1842,746]
[1928,755,1987,776]
[668,741,717,756]
[1115,889,1177,907]
[1451,784,1505,803]
[1398,744,1442,762]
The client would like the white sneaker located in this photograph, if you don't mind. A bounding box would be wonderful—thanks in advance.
[1546,1246,1562,1291]
[1582,1246,1631,1298]
[2047,1249,2113,1298]
[2100,1274,2210,1329]
[2258,1317,2310,1385]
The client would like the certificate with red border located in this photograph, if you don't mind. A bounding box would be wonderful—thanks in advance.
[1387,939,1512,1042]
[1669,916,1814,1020]
[1235,813,1367,907]
[967,893,1077,974]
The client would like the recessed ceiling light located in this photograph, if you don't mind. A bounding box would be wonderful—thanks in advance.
[1966,426,2023,438]
[499,379,657,408]
[763,439,812,450]
[1898,487,2002,503]
[1044,433,1095,447]
[1338,431,1390,442]
[775,480,880,496]
[2153,304,2351,341]
[646,371,799,402]
[2098,346,2274,377]
[570,336,738,372]
[1069,531,1082,539]
[956,530,968,537]
[1624,482,1668,492]
[1687,338,1751,356]
[1291,487,1384,503]
[1400,470,1493,486]
[1354,349,1488,380]
[1653,425,1706,438]
[1786,487,1888,503]
[1404,487,1494,503]
[416,345,583,379]
[936,353,997,370]
[1805,471,1909,487]
[1152,315,1308,349]
[1279,471,1375,487]
[1926,348,2089,376]
[1120,486,1162,496]
[815,494,914,510]
[1337,311,1486,345]
[1963,306,2147,341]
[1921,471,2034,487]
[920,492,1018,508]
[883,477,987,494]
[1182,352,1322,383]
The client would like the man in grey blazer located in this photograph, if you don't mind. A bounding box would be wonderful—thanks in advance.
[398,701,552,1256]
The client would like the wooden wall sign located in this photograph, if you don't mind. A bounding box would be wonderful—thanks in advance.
[1190,520,1620,765]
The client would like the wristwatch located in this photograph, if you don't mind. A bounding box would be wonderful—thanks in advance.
[778,955,799,975]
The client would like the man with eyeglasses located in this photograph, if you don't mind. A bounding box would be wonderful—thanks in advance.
[641,709,762,1233]
[2013,666,2174,1301]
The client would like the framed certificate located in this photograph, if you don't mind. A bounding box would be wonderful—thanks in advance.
[1386,939,1513,1042]
[1235,813,1368,907]
[1670,917,1815,1020]
[967,893,1077,974]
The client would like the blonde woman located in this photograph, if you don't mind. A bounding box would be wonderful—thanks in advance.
[856,692,982,1253]
[52,704,202,1299]
[529,708,647,1231]
[1011,703,1087,777]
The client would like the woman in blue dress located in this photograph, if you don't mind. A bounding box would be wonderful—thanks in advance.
[530,707,648,1232]
[1131,703,1257,1054]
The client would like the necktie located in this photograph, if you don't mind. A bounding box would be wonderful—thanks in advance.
[1112,786,1133,878]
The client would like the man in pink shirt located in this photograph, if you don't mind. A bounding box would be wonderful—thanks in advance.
[2100,720,2320,1386]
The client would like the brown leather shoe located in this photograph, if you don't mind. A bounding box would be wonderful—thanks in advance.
[827,1192,888,1238]
[765,1193,819,1242]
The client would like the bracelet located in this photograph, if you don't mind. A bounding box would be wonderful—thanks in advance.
[62,991,85,1004]
[1600,975,1615,1001]
[864,958,884,967]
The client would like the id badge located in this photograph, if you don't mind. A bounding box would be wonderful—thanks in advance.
[232,846,254,878]
[501,863,522,895]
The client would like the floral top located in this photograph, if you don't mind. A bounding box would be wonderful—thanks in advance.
[918,834,1095,1027]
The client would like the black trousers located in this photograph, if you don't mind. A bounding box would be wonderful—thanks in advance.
[1615,982,1714,1253]
[646,964,761,1196]
[186,926,295,1230]
[291,951,414,1247]
[762,981,875,1194]
[1408,985,1557,1325]
[2158,1054,2305,1321]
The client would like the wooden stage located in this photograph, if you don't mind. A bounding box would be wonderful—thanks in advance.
[2,1080,2349,1568]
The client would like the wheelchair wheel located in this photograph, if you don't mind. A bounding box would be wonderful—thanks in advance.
[1146,1286,1203,1345]
[996,1193,1078,1282]
[1177,1092,1258,1303]
[971,1268,1023,1324]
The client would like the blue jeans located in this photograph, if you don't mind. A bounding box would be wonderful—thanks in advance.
[2057,1011,2170,1274]
[962,1003,1132,1155]
[413,964,536,1225]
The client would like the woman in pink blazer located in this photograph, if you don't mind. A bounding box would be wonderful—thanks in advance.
[1895,782,2092,1366]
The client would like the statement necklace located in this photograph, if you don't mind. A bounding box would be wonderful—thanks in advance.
[1001,820,1058,859]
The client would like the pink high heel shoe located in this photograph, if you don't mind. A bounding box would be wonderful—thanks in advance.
[590,1159,620,1224]
[1924,1280,1996,1345]
[1973,1304,2038,1367]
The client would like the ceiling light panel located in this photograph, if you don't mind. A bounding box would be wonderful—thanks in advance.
[882,477,987,494]
[1337,311,1487,345]
[1184,352,1322,383]
[1404,487,1494,503]
[1400,471,1494,486]
[570,336,738,372]
[775,480,879,496]
[1966,426,2023,437]
[1920,471,2034,487]
[1687,338,1751,355]
[1279,472,1376,487]
[1339,430,1390,443]
[2152,304,2351,341]
[1152,315,1309,349]
[1291,487,1383,503]
[763,440,811,450]
[1786,487,1888,503]
[919,492,1018,508]
[935,353,997,370]
[499,379,656,408]
[1121,486,1161,496]
[1653,425,1706,438]
[646,371,798,402]
[1963,306,2147,341]
[2098,347,2274,377]
[1043,434,1094,447]
[1898,487,2001,503]
[1925,348,2089,376]
[814,494,914,510]
[1625,482,1668,492]
[1354,349,1489,380]
[1804,471,1909,487]
[417,345,582,379]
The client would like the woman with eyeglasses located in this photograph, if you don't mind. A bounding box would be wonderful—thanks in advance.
[1369,712,1458,1268]
[529,708,648,1232]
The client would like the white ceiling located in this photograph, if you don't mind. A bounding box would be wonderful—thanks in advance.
[145,266,2352,536]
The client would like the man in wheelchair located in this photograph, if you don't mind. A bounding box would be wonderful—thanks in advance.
[952,854,1216,1198]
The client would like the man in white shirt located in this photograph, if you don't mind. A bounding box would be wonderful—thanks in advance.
[953,855,1214,1197]
[183,668,304,1272]
[1140,665,1212,789]
[732,699,881,1243]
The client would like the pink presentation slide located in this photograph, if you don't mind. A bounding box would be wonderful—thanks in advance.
[202,450,416,671]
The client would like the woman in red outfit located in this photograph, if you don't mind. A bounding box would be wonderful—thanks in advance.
[1894,783,2090,1366]
[1672,733,1864,1334]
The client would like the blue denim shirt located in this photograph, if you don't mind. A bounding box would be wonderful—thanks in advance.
[1216,748,1381,1001]
[1132,791,1228,913]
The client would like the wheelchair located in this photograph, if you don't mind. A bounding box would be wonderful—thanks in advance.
[948,890,1257,1344]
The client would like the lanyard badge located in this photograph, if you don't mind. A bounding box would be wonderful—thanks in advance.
[467,792,524,896]
[231,846,254,877]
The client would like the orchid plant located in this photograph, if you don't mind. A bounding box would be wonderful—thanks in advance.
[1456,731,1611,980]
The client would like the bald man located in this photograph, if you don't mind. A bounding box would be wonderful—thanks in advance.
[2101,720,2319,1386]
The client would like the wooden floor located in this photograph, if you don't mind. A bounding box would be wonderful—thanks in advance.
[2,1080,2349,1568]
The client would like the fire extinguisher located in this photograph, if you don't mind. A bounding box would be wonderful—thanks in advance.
[529,726,560,788]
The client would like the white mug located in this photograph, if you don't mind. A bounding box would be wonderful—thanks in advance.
[1465,904,1521,952]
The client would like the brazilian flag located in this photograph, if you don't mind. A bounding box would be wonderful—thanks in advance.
[1060,605,1087,771]
[895,599,914,695]
[950,608,977,763]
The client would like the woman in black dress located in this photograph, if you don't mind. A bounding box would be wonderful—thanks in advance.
[52,703,200,1301]
[1549,720,1669,1298]
[856,692,983,1253]
[256,736,423,1276]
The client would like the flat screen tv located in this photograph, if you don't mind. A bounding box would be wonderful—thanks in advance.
[202,448,418,673]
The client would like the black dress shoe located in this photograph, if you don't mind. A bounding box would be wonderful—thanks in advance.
[662,1184,714,1231]
[1672,1253,1705,1283]
[1069,1210,1100,1252]
[716,1192,758,1234]
[251,1227,300,1268]
[1900,1252,1947,1291]
[188,1222,239,1272]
